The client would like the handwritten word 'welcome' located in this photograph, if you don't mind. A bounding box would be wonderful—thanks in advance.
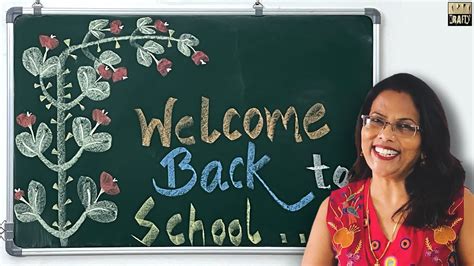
[135,97,330,147]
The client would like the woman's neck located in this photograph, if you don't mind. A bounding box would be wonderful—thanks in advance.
[370,175,409,208]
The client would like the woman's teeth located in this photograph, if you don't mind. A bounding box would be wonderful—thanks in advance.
[374,146,399,157]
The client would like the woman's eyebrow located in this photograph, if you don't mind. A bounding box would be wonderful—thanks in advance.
[370,111,418,123]
[397,117,418,123]
[369,111,386,117]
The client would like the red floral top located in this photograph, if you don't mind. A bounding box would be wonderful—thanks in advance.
[326,178,464,266]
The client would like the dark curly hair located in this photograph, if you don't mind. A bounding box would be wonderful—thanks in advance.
[348,73,465,228]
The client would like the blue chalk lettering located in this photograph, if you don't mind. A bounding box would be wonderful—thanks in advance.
[229,157,244,188]
[246,142,271,189]
[246,141,315,212]
[152,147,197,197]
[200,160,229,192]
[255,173,315,212]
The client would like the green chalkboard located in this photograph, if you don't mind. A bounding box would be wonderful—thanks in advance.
[10,12,375,252]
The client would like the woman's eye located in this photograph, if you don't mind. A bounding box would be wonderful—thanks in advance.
[397,123,416,131]
[371,117,385,125]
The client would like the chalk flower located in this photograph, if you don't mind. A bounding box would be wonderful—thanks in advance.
[100,171,120,195]
[191,51,209,65]
[39,34,59,50]
[14,188,25,201]
[92,109,111,126]
[154,19,169,33]
[97,64,113,80]
[156,58,172,76]
[110,20,124,35]
[112,67,128,82]
[16,112,36,128]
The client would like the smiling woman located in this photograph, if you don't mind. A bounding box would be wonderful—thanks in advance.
[301,73,474,266]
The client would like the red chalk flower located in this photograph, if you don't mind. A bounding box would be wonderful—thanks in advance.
[14,188,24,201]
[110,20,123,35]
[16,112,36,128]
[156,58,172,76]
[154,20,169,33]
[92,109,111,125]
[100,171,120,195]
[112,67,128,82]
[191,51,209,65]
[97,64,113,80]
[39,34,59,50]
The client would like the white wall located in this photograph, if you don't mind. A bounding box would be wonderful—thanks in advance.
[0,0,472,265]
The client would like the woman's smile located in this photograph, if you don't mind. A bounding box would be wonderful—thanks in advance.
[372,145,400,160]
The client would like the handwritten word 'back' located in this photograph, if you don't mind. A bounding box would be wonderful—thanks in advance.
[152,141,315,212]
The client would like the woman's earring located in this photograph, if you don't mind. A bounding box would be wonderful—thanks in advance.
[420,152,427,166]
[360,151,364,157]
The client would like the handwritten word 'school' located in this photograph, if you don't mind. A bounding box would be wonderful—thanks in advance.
[132,197,261,247]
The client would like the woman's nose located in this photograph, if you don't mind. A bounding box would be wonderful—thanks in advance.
[378,123,396,141]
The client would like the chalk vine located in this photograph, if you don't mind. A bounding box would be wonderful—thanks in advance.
[14,17,209,247]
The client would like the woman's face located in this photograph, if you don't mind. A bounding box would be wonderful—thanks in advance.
[361,90,422,180]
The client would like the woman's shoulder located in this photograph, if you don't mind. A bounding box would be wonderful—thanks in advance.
[464,187,473,203]
[462,187,473,221]
[457,187,474,264]
[449,187,471,217]
[329,179,366,202]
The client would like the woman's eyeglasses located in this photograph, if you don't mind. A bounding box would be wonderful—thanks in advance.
[361,115,421,138]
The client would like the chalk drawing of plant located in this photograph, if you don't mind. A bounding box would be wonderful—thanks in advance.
[14,17,209,247]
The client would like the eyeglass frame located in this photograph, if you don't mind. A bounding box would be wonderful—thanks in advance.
[360,114,422,138]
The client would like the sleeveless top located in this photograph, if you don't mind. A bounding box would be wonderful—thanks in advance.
[326,178,464,266]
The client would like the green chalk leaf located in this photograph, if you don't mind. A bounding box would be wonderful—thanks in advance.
[89,19,109,31]
[179,33,199,46]
[139,27,156,35]
[90,29,106,39]
[143,40,164,55]
[86,200,118,223]
[85,81,110,101]
[99,50,121,66]
[136,47,152,67]
[77,66,96,90]
[28,180,46,215]
[77,66,111,101]
[77,176,98,209]
[22,47,43,76]
[83,132,112,153]
[136,17,155,35]
[177,41,191,57]
[40,56,60,78]
[14,203,37,223]
[35,123,53,154]
[72,117,92,147]
[15,132,37,157]
[136,17,152,28]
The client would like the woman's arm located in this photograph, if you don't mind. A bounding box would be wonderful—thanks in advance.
[301,197,336,266]
[457,188,474,265]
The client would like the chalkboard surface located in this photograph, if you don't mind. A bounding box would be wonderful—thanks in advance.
[11,13,374,250]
